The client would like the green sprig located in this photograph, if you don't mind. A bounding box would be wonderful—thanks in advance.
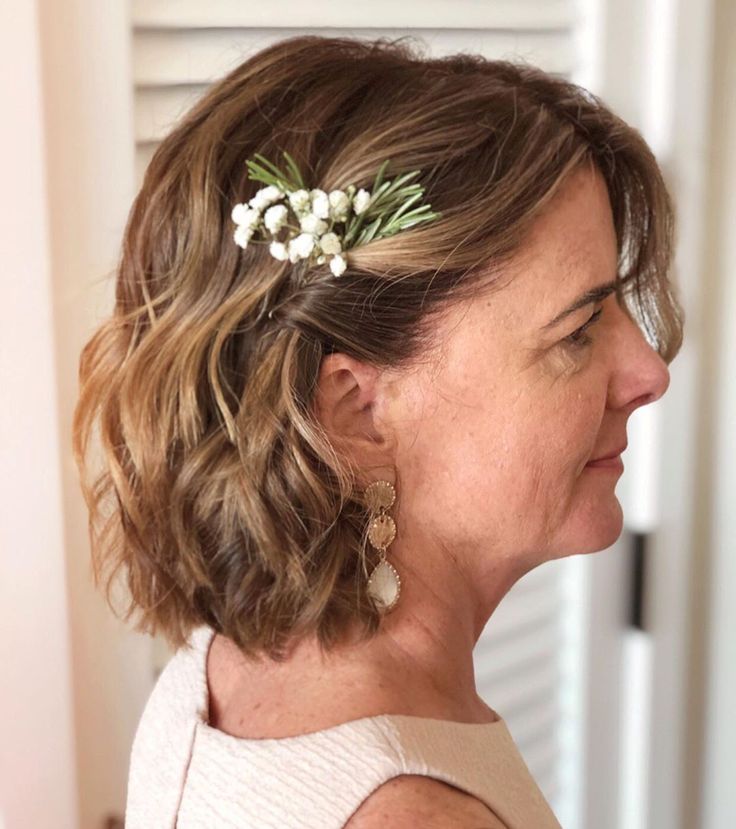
[245,150,306,193]
[342,160,441,250]
[240,150,441,264]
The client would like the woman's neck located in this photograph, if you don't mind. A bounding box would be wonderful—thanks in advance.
[206,539,522,737]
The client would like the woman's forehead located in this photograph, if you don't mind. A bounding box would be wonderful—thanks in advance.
[499,170,617,317]
[404,167,620,370]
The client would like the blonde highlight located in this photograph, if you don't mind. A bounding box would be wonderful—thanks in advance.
[72,34,684,660]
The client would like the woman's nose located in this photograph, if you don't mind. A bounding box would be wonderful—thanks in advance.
[609,306,671,411]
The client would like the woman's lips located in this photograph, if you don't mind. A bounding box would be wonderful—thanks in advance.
[585,454,624,470]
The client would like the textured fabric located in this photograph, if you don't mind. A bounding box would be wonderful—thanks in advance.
[125,624,563,828]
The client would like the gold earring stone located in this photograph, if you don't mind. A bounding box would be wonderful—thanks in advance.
[364,480,396,513]
[367,514,396,549]
[364,480,401,612]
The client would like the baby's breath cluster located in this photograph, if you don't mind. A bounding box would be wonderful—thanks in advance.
[231,180,366,276]
[231,150,441,277]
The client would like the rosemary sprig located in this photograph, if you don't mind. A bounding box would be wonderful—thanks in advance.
[245,150,305,193]
[342,160,441,249]
[237,150,441,272]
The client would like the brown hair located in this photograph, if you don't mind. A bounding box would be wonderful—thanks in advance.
[72,34,684,660]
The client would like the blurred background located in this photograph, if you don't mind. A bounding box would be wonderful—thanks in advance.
[1,1,733,828]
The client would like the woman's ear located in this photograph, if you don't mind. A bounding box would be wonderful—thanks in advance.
[312,352,395,474]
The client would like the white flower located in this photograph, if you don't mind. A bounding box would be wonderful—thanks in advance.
[269,240,289,261]
[300,213,328,235]
[231,203,261,229]
[233,224,253,249]
[263,203,289,234]
[310,188,330,219]
[352,188,372,215]
[248,185,284,211]
[329,254,347,276]
[288,189,311,214]
[288,232,316,262]
[319,232,342,255]
[328,190,350,222]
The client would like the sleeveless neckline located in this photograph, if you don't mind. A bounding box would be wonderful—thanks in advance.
[199,710,505,745]
[195,623,506,744]
[126,622,564,828]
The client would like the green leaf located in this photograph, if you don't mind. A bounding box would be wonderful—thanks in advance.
[396,208,442,230]
[384,190,423,226]
[371,159,391,196]
[378,170,421,202]
[245,160,282,189]
[356,216,383,245]
[281,150,305,189]
[370,181,422,215]
[251,153,288,181]
[365,180,393,210]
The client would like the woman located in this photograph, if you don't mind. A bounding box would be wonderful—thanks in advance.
[72,34,683,828]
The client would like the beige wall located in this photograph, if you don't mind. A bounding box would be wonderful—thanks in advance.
[0,1,78,826]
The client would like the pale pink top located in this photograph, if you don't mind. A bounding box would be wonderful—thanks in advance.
[125,623,563,828]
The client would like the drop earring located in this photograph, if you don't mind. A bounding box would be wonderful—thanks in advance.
[364,480,401,612]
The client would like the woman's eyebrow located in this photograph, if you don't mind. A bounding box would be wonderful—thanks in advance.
[541,280,618,331]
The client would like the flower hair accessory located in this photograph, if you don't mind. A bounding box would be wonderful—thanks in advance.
[231,150,441,277]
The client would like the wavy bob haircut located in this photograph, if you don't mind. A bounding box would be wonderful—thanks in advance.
[72,34,684,660]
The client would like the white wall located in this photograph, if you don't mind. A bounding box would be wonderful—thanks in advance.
[693,0,736,825]
[32,1,157,827]
[0,1,78,826]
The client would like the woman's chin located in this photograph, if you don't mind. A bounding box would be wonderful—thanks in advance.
[552,496,625,559]
[581,496,624,552]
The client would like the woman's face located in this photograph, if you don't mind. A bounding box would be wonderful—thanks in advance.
[376,162,671,574]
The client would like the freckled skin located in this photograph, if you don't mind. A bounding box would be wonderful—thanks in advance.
[211,162,672,741]
[368,163,670,583]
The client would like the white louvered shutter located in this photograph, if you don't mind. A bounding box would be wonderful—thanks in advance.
[131,5,592,828]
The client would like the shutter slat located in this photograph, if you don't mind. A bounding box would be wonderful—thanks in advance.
[133,28,575,89]
[131,1,574,31]
[475,614,562,680]
[511,696,560,749]
[477,586,562,643]
[479,658,562,715]
[508,562,563,594]
[134,85,208,145]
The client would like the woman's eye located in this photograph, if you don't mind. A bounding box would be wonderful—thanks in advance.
[563,307,604,350]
